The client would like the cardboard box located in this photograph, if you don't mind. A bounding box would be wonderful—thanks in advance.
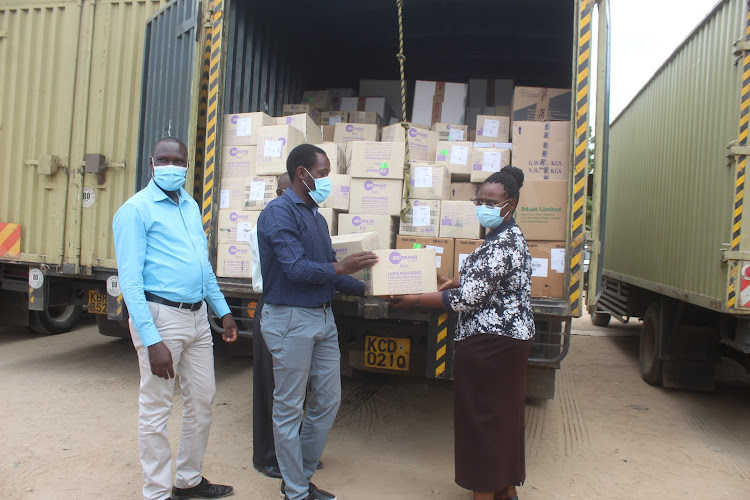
[331,232,381,281]
[320,111,348,126]
[528,241,566,298]
[396,236,455,277]
[435,141,472,179]
[321,125,335,142]
[243,175,278,211]
[432,122,468,142]
[349,178,403,216]
[364,249,438,296]
[454,239,484,275]
[412,80,468,126]
[468,79,514,108]
[217,209,261,244]
[220,146,255,178]
[318,174,350,211]
[381,123,438,162]
[317,142,347,174]
[511,121,571,181]
[349,141,405,180]
[399,199,441,238]
[318,208,338,236]
[341,96,393,121]
[470,147,511,183]
[475,115,510,143]
[333,122,380,143]
[282,104,321,124]
[276,114,323,144]
[449,182,480,201]
[223,112,275,146]
[256,125,306,175]
[465,106,496,133]
[409,163,451,200]
[219,177,246,210]
[349,110,383,127]
[301,90,331,110]
[359,79,402,119]
[328,88,357,111]
[516,180,568,241]
[216,243,251,278]
[511,87,572,122]
[338,213,398,249]
[439,200,481,239]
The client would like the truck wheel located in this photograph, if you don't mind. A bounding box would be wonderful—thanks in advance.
[590,311,611,327]
[96,314,131,339]
[640,303,663,386]
[29,304,83,335]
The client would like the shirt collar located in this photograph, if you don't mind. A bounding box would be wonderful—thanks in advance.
[284,186,316,209]
[485,217,515,241]
[147,179,189,205]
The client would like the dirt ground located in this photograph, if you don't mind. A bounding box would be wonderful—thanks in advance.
[2,314,750,500]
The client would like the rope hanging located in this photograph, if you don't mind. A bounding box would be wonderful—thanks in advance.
[396,0,411,222]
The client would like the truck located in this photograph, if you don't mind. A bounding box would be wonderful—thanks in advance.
[590,0,750,390]
[0,0,611,399]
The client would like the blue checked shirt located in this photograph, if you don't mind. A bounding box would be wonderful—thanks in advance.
[113,180,231,346]
[257,188,364,306]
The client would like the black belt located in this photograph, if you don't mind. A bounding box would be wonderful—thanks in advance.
[145,292,203,311]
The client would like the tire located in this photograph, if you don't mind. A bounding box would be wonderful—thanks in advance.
[96,314,131,339]
[29,304,84,335]
[640,303,663,386]
[590,311,611,327]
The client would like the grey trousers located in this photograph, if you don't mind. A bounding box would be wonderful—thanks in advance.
[261,304,341,500]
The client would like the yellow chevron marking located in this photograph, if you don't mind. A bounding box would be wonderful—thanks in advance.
[436,345,447,360]
[575,142,587,156]
[578,48,590,66]
[574,177,586,192]
[570,289,580,304]
[435,362,445,377]
[437,328,447,343]
[576,122,588,138]
[579,30,591,47]
[576,84,589,102]
[571,252,581,267]
[573,198,585,213]
[580,12,591,30]
[438,312,448,324]
[577,102,589,119]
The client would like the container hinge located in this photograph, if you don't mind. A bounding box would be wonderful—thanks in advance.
[728,143,750,158]
[721,249,750,262]
[734,39,750,57]
[25,155,65,176]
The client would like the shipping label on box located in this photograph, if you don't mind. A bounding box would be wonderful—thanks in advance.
[318,174,351,211]
[511,87,572,122]
[516,179,568,241]
[331,231,381,281]
[396,236,455,277]
[409,163,451,200]
[318,208,338,236]
[449,182,480,201]
[432,122,468,142]
[338,213,397,248]
[364,249,438,296]
[511,121,571,181]
[301,90,331,110]
[399,199,441,237]
[435,141,473,179]
[454,239,484,275]
[470,147,511,183]
[282,104,321,124]
[256,125,306,176]
[528,241,566,298]
[333,122,380,143]
[321,111,348,126]
[221,146,256,178]
[276,114,323,144]
[440,200,481,239]
[349,141,405,179]
[318,142,346,174]
[216,244,252,278]
[217,210,261,244]
[381,124,437,162]
[223,112,274,146]
[219,177,246,210]
[243,176,278,211]
[476,115,510,142]
[349,178,403,216]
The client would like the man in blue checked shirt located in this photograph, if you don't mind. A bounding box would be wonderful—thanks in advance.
[257,144,378,500]
[113,137,237,500]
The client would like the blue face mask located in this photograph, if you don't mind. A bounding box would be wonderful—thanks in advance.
[302,168,331,204]
[476,202,511,229]
[152,163,187,192]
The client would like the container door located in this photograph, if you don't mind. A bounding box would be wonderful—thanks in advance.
[136,0,202,192]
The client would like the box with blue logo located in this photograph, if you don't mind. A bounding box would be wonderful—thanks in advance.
[364,249,438,296]
[349,178,403,216]
[223,112,274,146]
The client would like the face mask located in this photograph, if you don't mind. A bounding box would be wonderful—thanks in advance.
[302,168,331,204]
[152,163,187,192]
[476,202,511,229]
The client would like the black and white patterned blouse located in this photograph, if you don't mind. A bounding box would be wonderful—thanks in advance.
[440,218,535,342]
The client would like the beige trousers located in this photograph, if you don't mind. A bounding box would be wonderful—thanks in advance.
[129,301,216,500]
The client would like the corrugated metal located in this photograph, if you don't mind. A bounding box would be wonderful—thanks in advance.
[605,0,741,311]
[0,1,81,265]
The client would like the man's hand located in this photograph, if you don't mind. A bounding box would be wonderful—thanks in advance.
[334,251,379,275]
[221,314,238,343]
[437,275,460,292]
[147,342,174,379]
[388,294,419,309]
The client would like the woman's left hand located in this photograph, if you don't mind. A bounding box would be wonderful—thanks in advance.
[387,295,419,308]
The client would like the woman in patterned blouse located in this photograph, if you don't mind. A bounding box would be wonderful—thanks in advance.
[391,165,535,500]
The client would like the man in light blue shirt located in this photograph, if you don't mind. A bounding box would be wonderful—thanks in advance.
[113,137,237,500]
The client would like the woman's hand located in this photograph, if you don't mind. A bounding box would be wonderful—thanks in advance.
[437,275,460,292]
[387,294,419,308]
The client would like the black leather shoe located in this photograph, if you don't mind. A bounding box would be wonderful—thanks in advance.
[171,477,233,499]
[254,462,282,479]
[316,461,324,470]
[280,481,336,500]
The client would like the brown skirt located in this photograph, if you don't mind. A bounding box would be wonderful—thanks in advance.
[453,333,532,492]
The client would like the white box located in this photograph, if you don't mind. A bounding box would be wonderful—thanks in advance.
[333,122,380,143]
[318,174,350,211]
[470,147,511,183]
[223,112,275,146]
[435,141,473,179]
[399,199,441,238]
[276,114,323,144]
[216,244,251,278]
[317,142,347,174]
[348,141,405,180]
[221,145,255,178]
[256,125,306,175]
[411,80,468,126]
[439,200,482,239]
[432,122,469,142]
[338,213,398,249]
[475,115,510,143]
[330,232,381,281]
[381,123,438,162]
[217,209,261,244]
[243,175,278,211]
[349,178,403,216]
[364,249,438,296]
[282,104,321,124]
[218,177,246,210]
[409,163,451,200]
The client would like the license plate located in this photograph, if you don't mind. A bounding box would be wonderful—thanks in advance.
[364,336,410,371]
[88,290,107,314]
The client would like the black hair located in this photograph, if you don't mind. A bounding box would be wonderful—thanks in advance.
[286,144,327,180]
[483,165,524,200]
[152,137,186,155]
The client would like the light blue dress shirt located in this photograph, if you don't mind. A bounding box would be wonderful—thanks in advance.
[112,180,231,346]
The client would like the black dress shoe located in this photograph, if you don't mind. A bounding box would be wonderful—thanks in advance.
[280,481,336,500]
[254,462,282,479]
[171,477,233,499]
[316,461,323,470]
